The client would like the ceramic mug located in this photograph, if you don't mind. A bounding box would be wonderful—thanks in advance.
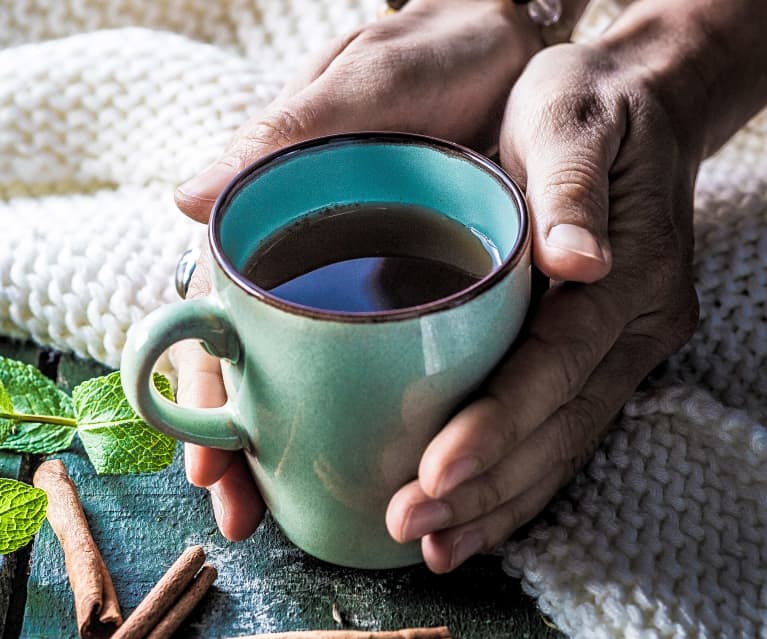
[121,132,531,569]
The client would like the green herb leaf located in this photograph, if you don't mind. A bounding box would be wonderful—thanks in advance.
[74,372,177,474]
[0,380,14,443]
[0,478,47,554]
[0,357,76,454]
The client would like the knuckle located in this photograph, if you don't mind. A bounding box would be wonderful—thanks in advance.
[339,28,400,67]
[528,331,598,406]
[543,89,612,137]
[175,370,200,407]
[474,470,505,516]
[483,395,523,449]
[542,160,608,220]
[230,106,311,160]
[550,397,604,472]
[327,27,365,54]
[570,92,611,133]
[555,339,595,399]
[650,283,700,354]
[354,21,405,47]
[498,499,525,535]
[369,47,418,89]
[339,27,432,94]
[185,259,212,300]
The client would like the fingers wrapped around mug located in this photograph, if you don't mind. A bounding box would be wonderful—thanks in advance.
[387,276,693,571]
[171,264,265,542]
[387,41,701,574]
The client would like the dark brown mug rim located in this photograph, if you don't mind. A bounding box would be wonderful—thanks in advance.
[209,131,529,323]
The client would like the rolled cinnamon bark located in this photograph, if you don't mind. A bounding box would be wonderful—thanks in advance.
[146,563,218,639]
[33,459,122,639]
[228,629,452,639]
[111,544,206,639]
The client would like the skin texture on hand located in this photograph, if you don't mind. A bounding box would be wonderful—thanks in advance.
[386,0,767,571]
[386,42,701,572]
[173,255,265,541]
[173,0,544,544]
[174,0,542,222]
[174,0,767,572]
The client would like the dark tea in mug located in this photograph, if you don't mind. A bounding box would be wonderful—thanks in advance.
[243,203,501,312]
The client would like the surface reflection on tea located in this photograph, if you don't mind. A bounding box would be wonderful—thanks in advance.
[243,203,501,313]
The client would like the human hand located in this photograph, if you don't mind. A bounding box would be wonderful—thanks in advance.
[385,41,701,572]
[172,254,266,540]
[175,0,542,222]
[174,0,543,541]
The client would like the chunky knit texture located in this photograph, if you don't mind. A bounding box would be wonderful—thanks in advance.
[2,2,766,637]
[1,0,378,366]
[501,101,767,638]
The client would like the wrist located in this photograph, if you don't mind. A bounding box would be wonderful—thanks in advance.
[495,0,591,46]
[399,0,545,68]
[596,4,712,161]
[401,0,591,49]
[597,0,767,158]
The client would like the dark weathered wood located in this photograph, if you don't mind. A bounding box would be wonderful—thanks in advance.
[17,347,560,639]
[0,338,58,483]
[0,339,41,368]
[56,354,113,393]
[0,340,43,483]
[0,338,45,639]
[0,453,32,639]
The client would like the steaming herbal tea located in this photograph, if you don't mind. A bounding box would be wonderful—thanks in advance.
[243,203,501,312]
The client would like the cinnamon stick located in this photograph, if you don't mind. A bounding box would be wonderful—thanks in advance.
[111,544,206,639]
[33,459,122,639]
[228,629,452,639]
[146,563,218,639]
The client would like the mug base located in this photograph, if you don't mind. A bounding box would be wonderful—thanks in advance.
[277,521,424,570]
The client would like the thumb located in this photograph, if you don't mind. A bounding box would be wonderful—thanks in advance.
[501,88,625,283]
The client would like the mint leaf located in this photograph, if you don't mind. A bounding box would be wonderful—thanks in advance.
[0,356,72,415]
[74,372,177,474]
[0,357,76,454]
[0,380,13,443]
[0,478,47,554]
[1,423,77,455]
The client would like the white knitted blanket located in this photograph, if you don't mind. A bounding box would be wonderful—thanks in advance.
[2,2,766,637]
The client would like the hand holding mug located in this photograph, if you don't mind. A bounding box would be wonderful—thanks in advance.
[122,133,531,568]
[385,40,700,572]
[169,0,544,559]
[174,0,542,222]
[160,0,741,574]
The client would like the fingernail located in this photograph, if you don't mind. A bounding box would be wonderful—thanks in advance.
[436,456,481,497]
[209,485,225,527]
[402,501,452,541]
[546,224,605,263]
[451,531,484,569]
[176,160,238,203]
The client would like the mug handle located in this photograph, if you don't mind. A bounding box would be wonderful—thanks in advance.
[121,297,246,450]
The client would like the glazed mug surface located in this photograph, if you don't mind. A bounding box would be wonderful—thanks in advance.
[121,132,531,568]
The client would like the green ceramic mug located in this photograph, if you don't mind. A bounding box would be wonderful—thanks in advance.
[121,132,531,569]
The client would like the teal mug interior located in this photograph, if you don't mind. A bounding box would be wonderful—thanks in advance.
[211,132,527,315]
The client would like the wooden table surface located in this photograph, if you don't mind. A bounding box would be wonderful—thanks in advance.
[0,337,560,639]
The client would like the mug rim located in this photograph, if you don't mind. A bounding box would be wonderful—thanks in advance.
[209,131,530,323]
